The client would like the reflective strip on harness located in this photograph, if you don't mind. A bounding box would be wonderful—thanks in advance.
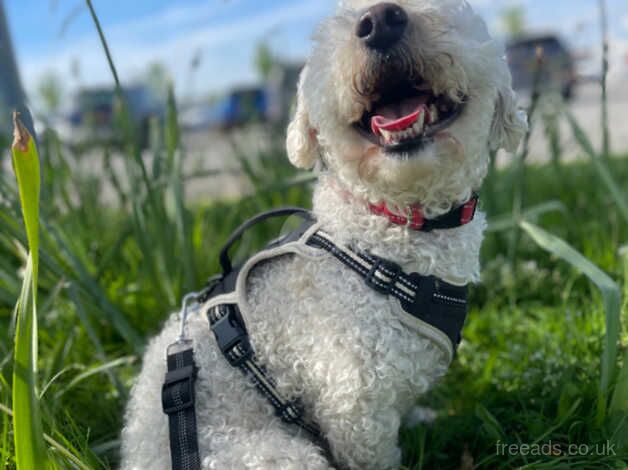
[202,221,468,364]
[206,299,334,459]
[306,230,467,358]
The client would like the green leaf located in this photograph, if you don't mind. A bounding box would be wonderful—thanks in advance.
[10,114,50,468]
[11,116,40,285]
[520,221,622,424]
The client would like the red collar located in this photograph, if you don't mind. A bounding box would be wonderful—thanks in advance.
[368,196,478,232]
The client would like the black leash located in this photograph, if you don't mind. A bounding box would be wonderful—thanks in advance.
[162,346,201,470]
[162,293,205,470]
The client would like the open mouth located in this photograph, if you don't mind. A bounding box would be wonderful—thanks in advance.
[353,79,466,154]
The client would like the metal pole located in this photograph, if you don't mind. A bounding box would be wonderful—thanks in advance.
[0,0,34,140]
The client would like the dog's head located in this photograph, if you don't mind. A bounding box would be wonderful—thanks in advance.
[287,0,527,211]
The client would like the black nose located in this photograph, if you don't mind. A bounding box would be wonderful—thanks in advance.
[356,2,408,50]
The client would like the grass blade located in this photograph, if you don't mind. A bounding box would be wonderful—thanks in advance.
[165,86,196,293]
[609,248,628,417]
[598,0,610,158]
[55,356,135,399]
[0,404,91,470]
[84,0,120,89]
[565,111,628,223]
[609,350,628,416]
[67,284,127,397]
[520,221,622,424]
[487,200,567,232]
[10,114,50,468]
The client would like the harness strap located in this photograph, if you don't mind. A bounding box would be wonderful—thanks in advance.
[162,347,201,470]
[207,304,337,460]
[307,230,468,349]
[219,207,312,274]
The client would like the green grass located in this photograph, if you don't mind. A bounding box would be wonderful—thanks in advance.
[1,119,627,467]
[0,3,626,466]
[399,156,628,468]
[0,121,314,468]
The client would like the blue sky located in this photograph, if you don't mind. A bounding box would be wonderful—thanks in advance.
[4,0,628,102]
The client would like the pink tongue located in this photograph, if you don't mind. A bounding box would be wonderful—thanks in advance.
[370,95,429,136]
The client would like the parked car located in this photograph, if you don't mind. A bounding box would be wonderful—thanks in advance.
[57,85,165,149]
[180,87,269,132]
[266,62,303,125]
[211,87,268,130]
[506,34,577,100]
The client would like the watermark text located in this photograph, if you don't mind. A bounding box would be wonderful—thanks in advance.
[495,440,616,457]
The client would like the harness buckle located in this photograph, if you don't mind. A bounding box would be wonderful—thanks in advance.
[162,364,196,414]
[365,258,401,295]
[210,306,253,366]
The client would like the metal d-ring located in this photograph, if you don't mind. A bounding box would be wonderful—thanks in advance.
[166,291,203,356]
[177,291,203,343]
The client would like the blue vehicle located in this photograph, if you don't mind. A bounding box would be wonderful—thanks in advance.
[212,87,268,130]
[181,87,270,132]
[59,85,165,148]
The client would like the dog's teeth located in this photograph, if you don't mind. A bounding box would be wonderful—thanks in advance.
[430,105,439,123]
[416,112,425,132]
[380,129,391,142]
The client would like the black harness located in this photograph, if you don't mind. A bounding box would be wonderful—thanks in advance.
[161,206,473,469]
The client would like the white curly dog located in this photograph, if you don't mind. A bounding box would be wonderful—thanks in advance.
[121,0,526,468]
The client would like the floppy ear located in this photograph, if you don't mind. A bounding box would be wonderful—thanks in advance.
[286,67,319,169]
[489,87,528,153]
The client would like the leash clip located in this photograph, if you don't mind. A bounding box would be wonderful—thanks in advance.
[167,291,203,356]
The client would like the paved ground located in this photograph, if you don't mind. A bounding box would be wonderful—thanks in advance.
[507,82,628,166]
[181,126,270,200]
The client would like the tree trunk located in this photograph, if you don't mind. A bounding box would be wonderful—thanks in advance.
[0,0,33,140]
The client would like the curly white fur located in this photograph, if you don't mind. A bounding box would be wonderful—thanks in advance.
[121,1,525,469]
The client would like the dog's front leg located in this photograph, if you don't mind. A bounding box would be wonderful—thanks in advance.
[325,407,403,470]
[204,426,334,470]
